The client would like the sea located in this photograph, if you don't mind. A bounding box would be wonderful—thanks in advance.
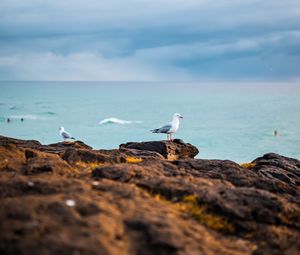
[1,81,299,163]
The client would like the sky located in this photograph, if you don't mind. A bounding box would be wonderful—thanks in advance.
[0,0,300,81]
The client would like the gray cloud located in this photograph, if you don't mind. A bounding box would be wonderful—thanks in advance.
[0,0,299,80]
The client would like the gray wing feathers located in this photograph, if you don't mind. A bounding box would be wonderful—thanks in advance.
[151,124,172,133]
[62,131,75,139]
[62,131,71,139]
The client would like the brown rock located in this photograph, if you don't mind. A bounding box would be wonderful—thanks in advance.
[253,153,300,187]
[61,148,125,165]
[119,147,165,160]
[0,135,300,255]
[24,156,74,176]
[120,139,199,160]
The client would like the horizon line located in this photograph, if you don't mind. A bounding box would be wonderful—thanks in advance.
[0,79,299,83]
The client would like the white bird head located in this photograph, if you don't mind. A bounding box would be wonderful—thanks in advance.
[59,127,65,132]
[173,113,183,119]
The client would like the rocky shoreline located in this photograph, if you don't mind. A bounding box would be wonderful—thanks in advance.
[0,135,300,255]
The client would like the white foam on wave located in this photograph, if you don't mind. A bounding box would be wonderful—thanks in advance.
[98,117,142,125]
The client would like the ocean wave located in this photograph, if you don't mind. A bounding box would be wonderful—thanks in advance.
[6,114,48,120]
[98,117,142,125]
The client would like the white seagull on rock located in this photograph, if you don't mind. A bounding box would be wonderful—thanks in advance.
[151,113,183,141]
[59,127,75,141]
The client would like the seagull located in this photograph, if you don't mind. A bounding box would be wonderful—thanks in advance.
[59,127,75,141]
[151,113,183,141]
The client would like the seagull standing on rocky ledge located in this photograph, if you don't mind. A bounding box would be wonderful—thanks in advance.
[59,127,75,141]
[151,113,183,141]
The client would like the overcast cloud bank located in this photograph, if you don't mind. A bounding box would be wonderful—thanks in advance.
[0,0,299,81]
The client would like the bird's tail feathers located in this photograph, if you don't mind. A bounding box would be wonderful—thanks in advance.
[71,137,76,140]
[151,129,159,133]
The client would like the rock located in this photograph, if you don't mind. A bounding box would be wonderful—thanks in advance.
[61,148,125,165]
[119,147,165,160]
[25,149,38,159]
[120,139,199,160]
[171,159,300,198]
[24,156,74,176]
[48,140,93,151]
[253,153,300,187]
[0,135,41,149]
[0,135,300,255]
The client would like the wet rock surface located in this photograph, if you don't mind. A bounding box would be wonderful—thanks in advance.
[0,135,300,255]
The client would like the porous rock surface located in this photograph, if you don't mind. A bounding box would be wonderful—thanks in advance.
[0,135,299,255]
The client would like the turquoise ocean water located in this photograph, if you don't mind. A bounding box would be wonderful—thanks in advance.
[0,81,299,162]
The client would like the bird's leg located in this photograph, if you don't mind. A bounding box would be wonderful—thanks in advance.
[170,133,173,141]
[167,134,170,141]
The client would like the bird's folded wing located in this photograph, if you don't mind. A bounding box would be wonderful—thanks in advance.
[62,131,71,138]
[156,124,172,133]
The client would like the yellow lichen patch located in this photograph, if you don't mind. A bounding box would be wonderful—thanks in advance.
[126,157,143,164]
[174,195,235,233]
[146,191,235,233]
[143,191,173,205]
[167,155,178,161]
[75,161,104,170]
[182,194,198,203]
[240,162,256,169]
